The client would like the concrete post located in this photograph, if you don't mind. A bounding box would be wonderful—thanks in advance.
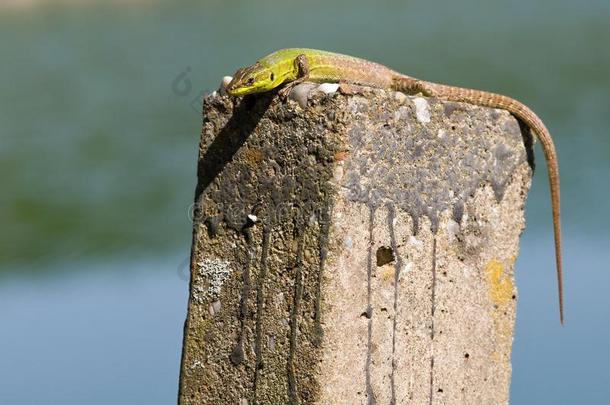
[178,84,532,405]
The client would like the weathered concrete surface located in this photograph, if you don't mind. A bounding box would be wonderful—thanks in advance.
[178,84,533,405]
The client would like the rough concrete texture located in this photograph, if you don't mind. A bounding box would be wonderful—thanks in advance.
[179,83,533,405]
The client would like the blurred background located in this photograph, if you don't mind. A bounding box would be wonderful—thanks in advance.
[1,0,608,403]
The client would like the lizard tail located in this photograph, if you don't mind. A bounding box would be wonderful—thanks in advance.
[395,77,564,324]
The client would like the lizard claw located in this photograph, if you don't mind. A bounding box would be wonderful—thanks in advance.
[278,83,296,100]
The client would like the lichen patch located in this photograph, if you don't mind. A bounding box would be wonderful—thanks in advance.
[198,258,233,300]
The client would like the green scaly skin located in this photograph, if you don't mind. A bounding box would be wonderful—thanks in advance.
[226,48,564,324]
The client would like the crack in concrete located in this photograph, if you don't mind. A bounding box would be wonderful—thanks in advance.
[429,236,438,405]
[253,227,271,404]
[288,228,306,404]
[314,205,332,347]
[365,206,377,405]
[230,228,255,367]
[387,204,404,405]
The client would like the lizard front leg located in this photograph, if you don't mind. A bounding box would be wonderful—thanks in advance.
[278,54,310,98]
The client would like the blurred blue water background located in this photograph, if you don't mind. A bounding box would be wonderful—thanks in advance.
[1,0,609,403]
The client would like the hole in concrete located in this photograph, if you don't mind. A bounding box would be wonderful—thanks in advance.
[360,306,373,319]
[376,246,395,266]
[464,353,470,359]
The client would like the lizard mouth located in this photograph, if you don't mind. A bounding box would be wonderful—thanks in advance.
[226,84,251,97]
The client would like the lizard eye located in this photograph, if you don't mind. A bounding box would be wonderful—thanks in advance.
[270,73,274,81]
[246,77,255,85]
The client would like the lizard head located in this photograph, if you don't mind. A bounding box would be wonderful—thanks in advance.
[226,62,280,96]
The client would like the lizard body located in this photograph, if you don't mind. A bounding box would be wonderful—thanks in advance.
[226,48,563,324]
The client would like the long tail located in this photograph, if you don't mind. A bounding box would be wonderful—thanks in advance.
[395,77,564,324]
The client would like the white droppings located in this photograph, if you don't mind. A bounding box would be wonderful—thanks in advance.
[247,214,258,223]
[318,83,340,94]
[198,258,232,299]
[409,235,423,248]
[221,76,232,87]
[413,97,431,123]
[190,360,204,370]
[219,76,233,95]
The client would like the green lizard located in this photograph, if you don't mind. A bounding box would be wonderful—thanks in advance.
[226,48,564,324]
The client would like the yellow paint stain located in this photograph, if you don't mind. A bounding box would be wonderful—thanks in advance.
[485,259,513,307]
[484,259,515,363]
